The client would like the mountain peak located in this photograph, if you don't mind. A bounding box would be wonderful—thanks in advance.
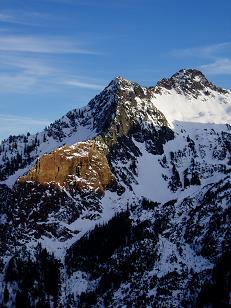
[171,68,207,82]
[107,76,137,90]
[156,68,228,96]
[114,75,127,82]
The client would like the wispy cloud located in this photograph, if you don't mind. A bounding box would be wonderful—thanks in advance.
[0,53,104,93]
[0,34,99,54]
[0,74,38,91]
[0,32,102,92]
[0,10,61,27]
[0,26,103,92]
[171,42,231,60]
[38,0,132,8]
[63,79,104,90]
[0,54,56,75]
[0,114,50,126]
[0,12,38,25]
[0,114,50,140]
[0,54,57,91]
[200,58,231,75]
[0,13,17,23]
[171,42,231,75]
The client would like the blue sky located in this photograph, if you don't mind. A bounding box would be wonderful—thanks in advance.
[0,0,231,140]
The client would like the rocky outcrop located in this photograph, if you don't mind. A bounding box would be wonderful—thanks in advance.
[155,69,229,97]
[19,141,114,193]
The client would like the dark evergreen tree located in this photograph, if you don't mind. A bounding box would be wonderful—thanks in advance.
[170,164,182,192]
[184,168,190,188]
[191,171,201,186]
[3,285,9,303]
[15,291,30,308]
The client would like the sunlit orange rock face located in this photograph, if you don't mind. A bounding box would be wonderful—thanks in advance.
[19,141,114,193]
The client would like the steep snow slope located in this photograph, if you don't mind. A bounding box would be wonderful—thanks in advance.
[153,69,231,126]
[153,89,230,126]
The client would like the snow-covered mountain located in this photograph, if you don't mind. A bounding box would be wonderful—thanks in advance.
[0,69,230,307]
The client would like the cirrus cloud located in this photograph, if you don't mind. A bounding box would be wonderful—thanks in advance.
[63,79,104,90]
[200,58,231,75]
[0,34,99,55]
[171,42,231,75]
[0,114,50,140]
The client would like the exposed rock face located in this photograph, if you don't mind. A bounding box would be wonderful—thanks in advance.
[156,68,229,97]
[95,77,174,153]
[19,141,114,193]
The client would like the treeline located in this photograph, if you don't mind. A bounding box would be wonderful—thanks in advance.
[197,252,231,307]
[66,210,132,275]
[2,245,61,307]
[66,207,158,306]
[0,133,42,181]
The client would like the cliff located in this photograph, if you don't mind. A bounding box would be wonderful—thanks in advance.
[19,141,114,193]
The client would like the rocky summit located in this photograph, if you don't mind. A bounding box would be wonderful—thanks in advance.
[0,69,230,307]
